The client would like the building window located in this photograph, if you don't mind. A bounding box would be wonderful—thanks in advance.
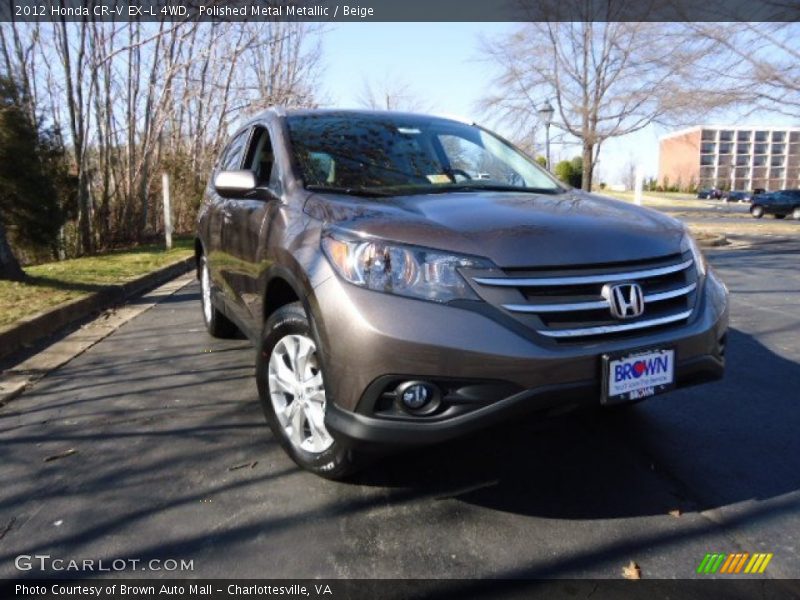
[772,131,786,143]
[701,142,716,154]
[737,130,751,142]
[772,143,786,155]
[718,155,733,166]
[719,130,734,141]
[770,168,784,179]
[700,166,715,179]
[753,155,767,167]
[771,156,785,167]
[736,155,749,166]
[701,129,716,141]
[790,132,800,143]
[755,131,769,142]
[754,143,768,155]
[700,155,714,166]
[736,143,750,155]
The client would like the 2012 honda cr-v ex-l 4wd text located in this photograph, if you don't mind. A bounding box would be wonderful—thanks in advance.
[196,108,728,478]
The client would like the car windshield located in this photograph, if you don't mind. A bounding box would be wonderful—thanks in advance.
[286,113,564,196]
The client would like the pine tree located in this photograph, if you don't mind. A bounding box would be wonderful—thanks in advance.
[0,76,68,279]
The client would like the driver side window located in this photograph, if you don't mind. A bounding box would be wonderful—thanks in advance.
[219,130,249,172]
[245,126,280,193]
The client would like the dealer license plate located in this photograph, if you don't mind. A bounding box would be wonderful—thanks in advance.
[603,348,675,404]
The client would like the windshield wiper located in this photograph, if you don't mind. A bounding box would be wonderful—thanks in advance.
[306,185,394,198]
[419,184,565,195]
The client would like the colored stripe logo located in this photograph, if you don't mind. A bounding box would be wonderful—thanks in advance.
[697,552,773,574]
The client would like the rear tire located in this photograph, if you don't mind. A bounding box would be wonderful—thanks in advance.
[750,205,764,219]
[256,302,360,479]
[199,255,238,338]
[793,206,800,220]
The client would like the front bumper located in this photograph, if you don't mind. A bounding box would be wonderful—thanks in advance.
[312,267,728,446]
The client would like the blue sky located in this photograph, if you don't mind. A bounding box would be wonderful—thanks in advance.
[318,23,796,185]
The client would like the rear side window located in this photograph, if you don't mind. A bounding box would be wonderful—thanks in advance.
[219,130,250,171]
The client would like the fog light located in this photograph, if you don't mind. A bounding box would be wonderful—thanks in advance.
[395,381,439,414]
[402,384,430,409]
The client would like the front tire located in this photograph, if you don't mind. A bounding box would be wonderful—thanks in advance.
[256,302,359,479]
[793,206,800,220]
[750,205,764,219]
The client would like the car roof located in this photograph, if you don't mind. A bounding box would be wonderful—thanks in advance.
[243,106,474,126]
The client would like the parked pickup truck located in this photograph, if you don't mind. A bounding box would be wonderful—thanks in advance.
[196,108,729,478]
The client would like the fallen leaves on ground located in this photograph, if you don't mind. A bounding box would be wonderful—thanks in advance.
[43,448,77,462]
[622,560,642,580]
[228,461,258,471]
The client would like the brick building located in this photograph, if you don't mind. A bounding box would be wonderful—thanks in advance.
[658,126,800,192]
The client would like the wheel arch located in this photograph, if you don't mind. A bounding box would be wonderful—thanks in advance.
[262,265,325,337]
[261,264,336,403]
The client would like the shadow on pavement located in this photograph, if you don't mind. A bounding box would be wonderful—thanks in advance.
[355,327,800,521]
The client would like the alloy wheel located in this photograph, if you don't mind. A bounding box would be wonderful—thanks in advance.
[268,334,333,454]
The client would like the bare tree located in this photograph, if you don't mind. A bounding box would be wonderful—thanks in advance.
[688,23,800,119]
[0,20,325,255]
[478,21,728,191]
[357,76,430,112]
[620,159,637,191]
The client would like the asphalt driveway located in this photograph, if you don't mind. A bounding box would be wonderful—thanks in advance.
[1,241,799,582]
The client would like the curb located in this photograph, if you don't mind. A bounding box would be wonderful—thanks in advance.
[0,255,195,363]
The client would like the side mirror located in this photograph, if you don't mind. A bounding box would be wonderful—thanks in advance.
[214,170,257,197]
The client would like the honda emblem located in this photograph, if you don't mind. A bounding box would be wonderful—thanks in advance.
[602,283,645,319]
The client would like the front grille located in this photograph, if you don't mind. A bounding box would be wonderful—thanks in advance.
[470,252,698,343]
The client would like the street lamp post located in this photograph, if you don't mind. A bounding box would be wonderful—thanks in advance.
[537,100,555,171]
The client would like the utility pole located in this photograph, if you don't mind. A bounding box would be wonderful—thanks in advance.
[162,172,173,250]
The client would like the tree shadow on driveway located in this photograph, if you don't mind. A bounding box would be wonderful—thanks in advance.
[355,327,800,521]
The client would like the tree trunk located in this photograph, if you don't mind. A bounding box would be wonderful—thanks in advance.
[582,142,594,192]
[0,221,25,281]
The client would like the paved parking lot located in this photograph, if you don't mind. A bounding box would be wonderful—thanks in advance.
[1,240,799,581]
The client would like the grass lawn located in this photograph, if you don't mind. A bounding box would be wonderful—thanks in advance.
[0,239,194,329]
[600,190,710,210]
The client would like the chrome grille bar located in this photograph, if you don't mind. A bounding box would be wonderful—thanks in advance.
[501,282,698,314]
[536,311,693,338]
[474,258,693,287]
[644,282,698,303]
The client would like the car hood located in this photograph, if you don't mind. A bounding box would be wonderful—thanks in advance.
[304,189,685,268]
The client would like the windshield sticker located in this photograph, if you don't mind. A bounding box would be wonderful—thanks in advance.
[426,174,451,184]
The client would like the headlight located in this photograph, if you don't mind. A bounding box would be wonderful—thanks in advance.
[681,231,706,277]
[321,229,492,302]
